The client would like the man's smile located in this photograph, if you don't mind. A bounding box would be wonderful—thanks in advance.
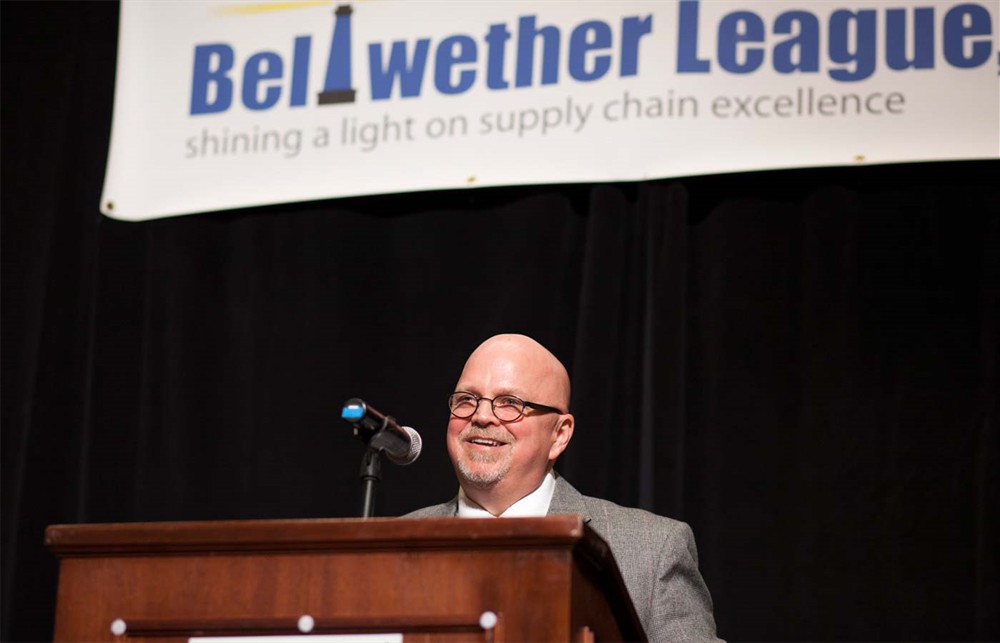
[467,436,508,448]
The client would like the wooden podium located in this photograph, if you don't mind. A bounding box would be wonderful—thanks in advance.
[46,515,646,642]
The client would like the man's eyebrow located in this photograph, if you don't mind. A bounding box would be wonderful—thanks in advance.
[494,387,528,398]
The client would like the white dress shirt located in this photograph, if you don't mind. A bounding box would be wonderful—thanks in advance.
[456,471,557,518]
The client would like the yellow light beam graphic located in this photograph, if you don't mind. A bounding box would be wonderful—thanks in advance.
[215,2,332,17]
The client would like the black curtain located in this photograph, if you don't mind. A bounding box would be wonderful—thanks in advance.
[3,2,997,641]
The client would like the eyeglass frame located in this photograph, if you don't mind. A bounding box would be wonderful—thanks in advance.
[447,391,566,422]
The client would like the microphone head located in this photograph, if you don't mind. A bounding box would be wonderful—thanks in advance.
[385,425,422,466]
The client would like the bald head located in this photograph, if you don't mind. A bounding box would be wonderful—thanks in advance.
[460,334,571,411]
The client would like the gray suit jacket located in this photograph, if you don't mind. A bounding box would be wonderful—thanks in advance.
[404,475,721,642]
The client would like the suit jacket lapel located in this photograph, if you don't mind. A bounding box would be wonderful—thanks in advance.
[547,473,592,524]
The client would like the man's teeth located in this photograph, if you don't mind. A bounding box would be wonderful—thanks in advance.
[471,438,504,446]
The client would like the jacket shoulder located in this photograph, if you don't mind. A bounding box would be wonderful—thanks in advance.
[552,476,693,541]
[401,500,455,518]
[582,494,692,537]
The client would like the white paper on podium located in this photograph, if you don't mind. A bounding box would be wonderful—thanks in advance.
[189,635,403,643]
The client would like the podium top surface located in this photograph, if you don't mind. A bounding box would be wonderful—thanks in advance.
[45,515,601,556]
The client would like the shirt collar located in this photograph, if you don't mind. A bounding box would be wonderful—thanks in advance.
[456,471,557,518]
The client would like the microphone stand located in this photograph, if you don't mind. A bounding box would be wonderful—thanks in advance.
[358,446,382,519]
[356,414,398,518]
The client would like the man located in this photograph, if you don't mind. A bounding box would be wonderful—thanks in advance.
[406,334,721,642]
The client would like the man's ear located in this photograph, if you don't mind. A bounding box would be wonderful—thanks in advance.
[548,414,575,461]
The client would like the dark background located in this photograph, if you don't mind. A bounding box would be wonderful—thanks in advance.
[2,2,997,641]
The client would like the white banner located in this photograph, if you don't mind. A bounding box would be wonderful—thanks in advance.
[101,0,999,221]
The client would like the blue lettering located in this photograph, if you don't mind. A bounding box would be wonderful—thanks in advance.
[484,24,511,89]
[886,8,935,71]
[516,16,560,87]
[677,0,710,73]
[569,21,612,81]
[188,2,1000,112]
[943,4,993,68]
[773,11,819,73]
[829,9,877,81]
[242,52,283,111]
[190,44,234,114]
[369,39,431,99]
[718,11,765,73]
[434,35,477,94]
[290,36,311,106]
[620,16,653,77]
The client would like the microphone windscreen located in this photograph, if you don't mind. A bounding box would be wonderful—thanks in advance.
[386,426,422,466]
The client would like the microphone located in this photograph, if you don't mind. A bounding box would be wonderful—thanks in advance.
[341,398,422,465]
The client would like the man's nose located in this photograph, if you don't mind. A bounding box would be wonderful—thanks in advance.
[471,398,499,425]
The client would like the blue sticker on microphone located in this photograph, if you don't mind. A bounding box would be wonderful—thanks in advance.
[341,405,364,420]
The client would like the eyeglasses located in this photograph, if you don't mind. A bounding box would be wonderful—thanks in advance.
[448,392,565,423]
